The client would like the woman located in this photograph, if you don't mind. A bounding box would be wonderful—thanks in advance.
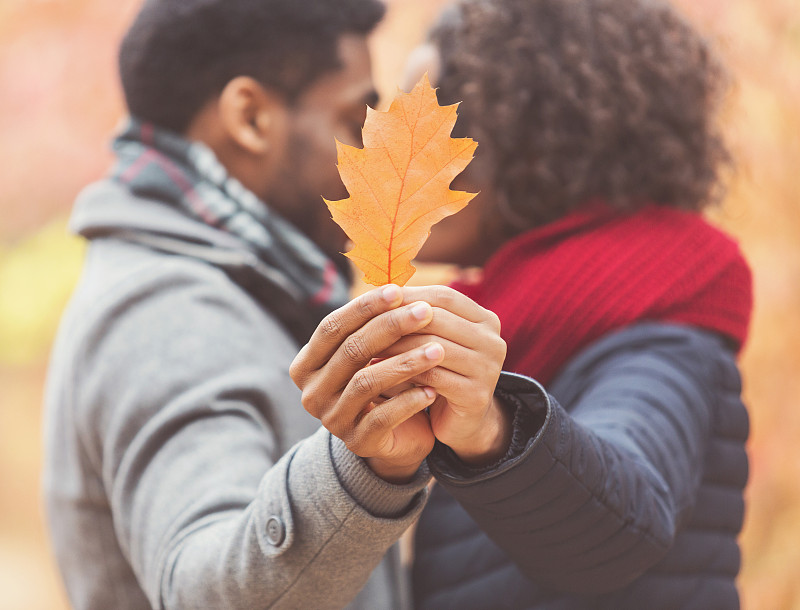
[405,0,753,607]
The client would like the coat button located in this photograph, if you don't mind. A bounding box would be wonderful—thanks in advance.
[266,516,286,546]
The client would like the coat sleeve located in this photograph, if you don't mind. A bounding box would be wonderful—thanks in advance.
[75,261,429,610]
[427,324,740,595]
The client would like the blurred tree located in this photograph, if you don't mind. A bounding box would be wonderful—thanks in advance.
[0,0,140,240]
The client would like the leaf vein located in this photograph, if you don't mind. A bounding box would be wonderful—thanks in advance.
[346,253,387,275]
[397,140,474,209]
[405,108,453,173]
[392,198,468,243]
[332,207,388,249]
[351,163,393,223]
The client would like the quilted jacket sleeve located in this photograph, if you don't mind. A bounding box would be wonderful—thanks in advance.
[427,323,741,594]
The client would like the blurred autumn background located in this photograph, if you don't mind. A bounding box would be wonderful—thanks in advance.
[0,0,797,608]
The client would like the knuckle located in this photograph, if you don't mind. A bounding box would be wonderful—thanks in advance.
[369,405,393,433]
[383,310,405,335]
[300,388,321,418]
[320,313,342,339]
[479,328,506,358]
[289,347,309,385]
[346,431,364,454]
[342,334,369,364]
[289,361,302,385]
[337,415,356,439]
[434,285,455,308]
[349,420,373,452]
[342,426,357,448]
[358,293,378,319]
[486,310,502,332]
[322,413,354,446]
[319,411,338,435]
[492,336,508,360]
[397,355,419,376]
[352,369,378,396]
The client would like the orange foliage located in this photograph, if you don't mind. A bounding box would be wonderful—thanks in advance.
[326,74,477,286]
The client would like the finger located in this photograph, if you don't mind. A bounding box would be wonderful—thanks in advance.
[361,379,415,411]
[375,305,507,376]
[424,307,505,351]
[323,301,436,390]
[359,386,437,438]
[376,335,485,379]
[400,285,501,331]
[378,381,416,401]
[411,366,496,412]
[412,306,506,353]
[329,342,444,429]
[296,306,437,422]
[290,284,403,382]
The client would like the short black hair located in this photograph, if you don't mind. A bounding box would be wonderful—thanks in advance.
[119,0,386,133]
[433,0,730,229]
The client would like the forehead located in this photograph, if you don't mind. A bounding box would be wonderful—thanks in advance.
[300,34,375,110]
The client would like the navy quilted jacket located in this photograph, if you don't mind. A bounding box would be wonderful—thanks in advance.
[413,323,748,609]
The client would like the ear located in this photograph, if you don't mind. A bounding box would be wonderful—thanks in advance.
[218,76,287,156]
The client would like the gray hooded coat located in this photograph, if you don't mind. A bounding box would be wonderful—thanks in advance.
[43,179,431,610]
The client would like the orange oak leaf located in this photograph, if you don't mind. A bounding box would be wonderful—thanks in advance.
[325,74,478,286]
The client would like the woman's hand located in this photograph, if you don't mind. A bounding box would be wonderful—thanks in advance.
[289,285,443,483]
[379,286,512,467]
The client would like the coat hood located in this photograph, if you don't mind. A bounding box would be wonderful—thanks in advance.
[70,178,246,252]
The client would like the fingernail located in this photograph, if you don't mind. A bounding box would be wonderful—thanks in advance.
[382,284,401,304]
[424,343,444,360]
[411,302,431,320]
[423,387,436,400]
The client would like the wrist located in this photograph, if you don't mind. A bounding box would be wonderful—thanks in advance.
[365,456,423,484]
[450,397,513,467]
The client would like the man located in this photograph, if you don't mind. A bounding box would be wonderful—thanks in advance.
[43,1,464,608]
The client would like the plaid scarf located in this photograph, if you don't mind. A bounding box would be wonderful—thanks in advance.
[110,118,350,341]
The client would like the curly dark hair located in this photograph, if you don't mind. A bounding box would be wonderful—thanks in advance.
[119,0,385,133]
[432,0,731,229]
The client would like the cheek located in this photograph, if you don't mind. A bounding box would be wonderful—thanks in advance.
[415,192,500,266]
[296,125,348,201]
[284,131,348,247]
[417,207,480,263]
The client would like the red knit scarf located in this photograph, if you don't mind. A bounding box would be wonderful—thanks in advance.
[451,204,753,385]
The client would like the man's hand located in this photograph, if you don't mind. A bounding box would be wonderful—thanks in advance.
[289,285,443,483]
[379,286,511,467]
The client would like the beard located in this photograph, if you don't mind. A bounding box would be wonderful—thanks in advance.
[268,133,353,281]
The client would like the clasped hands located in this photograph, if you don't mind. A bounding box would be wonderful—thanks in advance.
[289,285,510,483]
